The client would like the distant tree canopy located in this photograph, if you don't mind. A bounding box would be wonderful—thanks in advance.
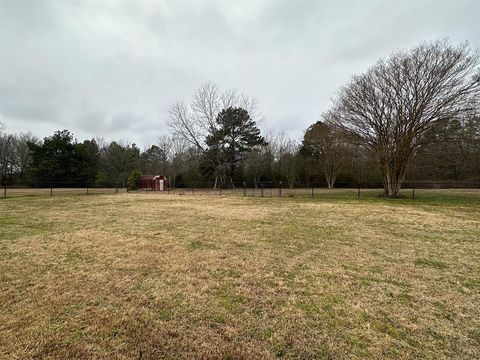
[28,130,81,184]
[96,141,140,187]
[140,144,168,175]
[26,131,134,187]
[411,116,480,181]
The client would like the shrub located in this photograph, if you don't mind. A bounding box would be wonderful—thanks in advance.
[127,169,141,191]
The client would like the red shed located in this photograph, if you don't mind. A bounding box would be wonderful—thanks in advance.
[137,175,168,191]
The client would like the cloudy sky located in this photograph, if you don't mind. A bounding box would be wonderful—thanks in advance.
[1,0,479,147]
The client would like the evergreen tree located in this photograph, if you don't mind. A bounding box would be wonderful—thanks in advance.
[204,107,266,185]
[28,130,80,185]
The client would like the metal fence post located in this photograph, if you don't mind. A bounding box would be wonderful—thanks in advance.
[86,186,89,195]
[261,183,264,197]
[279,181,282,197]
[3,184,6,198]
[357,184,360,199]
[50,184,53,196]
[311,184,314,198]
[192,183,195,196]
[412,182,415,200]
[243,182,246,197]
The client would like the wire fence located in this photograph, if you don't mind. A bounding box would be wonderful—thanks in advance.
[1,184,127,198]
[2,181,480,201]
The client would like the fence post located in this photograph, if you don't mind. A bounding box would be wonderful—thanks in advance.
[412,182,415,200]
[192,183,195,196]
[357,184,360,199]
[219,186,222,196]
[50,184,53,196]
[86,186,89,195]
[261,183,264,197]
[115,184,118,193]
[3,184,6,198]
[279,181,282,197]
[311,184,314,198]
[243,182,246,197]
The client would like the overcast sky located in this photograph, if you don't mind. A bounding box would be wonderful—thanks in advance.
[1,0,479,147]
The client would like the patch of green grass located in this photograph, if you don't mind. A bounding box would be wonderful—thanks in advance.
[297,302,320,318]
[315,346,333,359]
[216,285,246,312]
[469,328,480,345]
[458,276,480,290]
[414,258,448,269]
[396,291,415,305]
[372,318,402,339]
[427,327,446,343]
[349,335,371,357]
[372,315,419,349]
[157,308,173,321]
[252,308,263,317]
[65,248,84,263]
[69,330,85,342]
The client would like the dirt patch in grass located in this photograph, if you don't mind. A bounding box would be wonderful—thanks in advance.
[1,192,479,359]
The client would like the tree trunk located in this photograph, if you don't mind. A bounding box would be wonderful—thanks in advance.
[324,164,337,189]
[382,165,406,197]
[254,175,259,189]
[288,177,294,189]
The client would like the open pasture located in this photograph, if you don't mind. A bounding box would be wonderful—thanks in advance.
[1,190,479,359]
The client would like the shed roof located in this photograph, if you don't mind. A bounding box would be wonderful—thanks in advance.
[139,175,166,180]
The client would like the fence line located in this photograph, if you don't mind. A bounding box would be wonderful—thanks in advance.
[1,181,479,200]
[1,186,127,198]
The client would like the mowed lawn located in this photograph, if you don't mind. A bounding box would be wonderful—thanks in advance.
[1,191,479,359]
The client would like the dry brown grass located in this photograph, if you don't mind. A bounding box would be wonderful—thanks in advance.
[0,192,479,359]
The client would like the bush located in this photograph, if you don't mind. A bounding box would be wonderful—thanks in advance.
[127,169,141,191]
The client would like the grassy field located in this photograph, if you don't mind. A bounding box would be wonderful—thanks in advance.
[1,190,479,359]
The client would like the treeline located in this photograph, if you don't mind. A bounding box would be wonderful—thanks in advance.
[1,40,479,193]
[1,115,479,189]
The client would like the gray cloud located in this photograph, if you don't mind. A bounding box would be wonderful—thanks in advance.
[1,0,479,146]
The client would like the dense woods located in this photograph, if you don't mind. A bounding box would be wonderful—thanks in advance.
[1,41,479,194]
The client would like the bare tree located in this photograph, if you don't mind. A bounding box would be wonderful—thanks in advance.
[302,120,350,189]
[168,82,260,152]
[14,132,38,181]
[271,132,298,188]
[168,100,205,151]
[168,136,188,187]
[329,40,480,197]
[244,143,271,188]
[0,133,16,184]
[157,134,172,174]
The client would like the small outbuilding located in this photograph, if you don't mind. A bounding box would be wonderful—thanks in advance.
[137,175,168,191]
